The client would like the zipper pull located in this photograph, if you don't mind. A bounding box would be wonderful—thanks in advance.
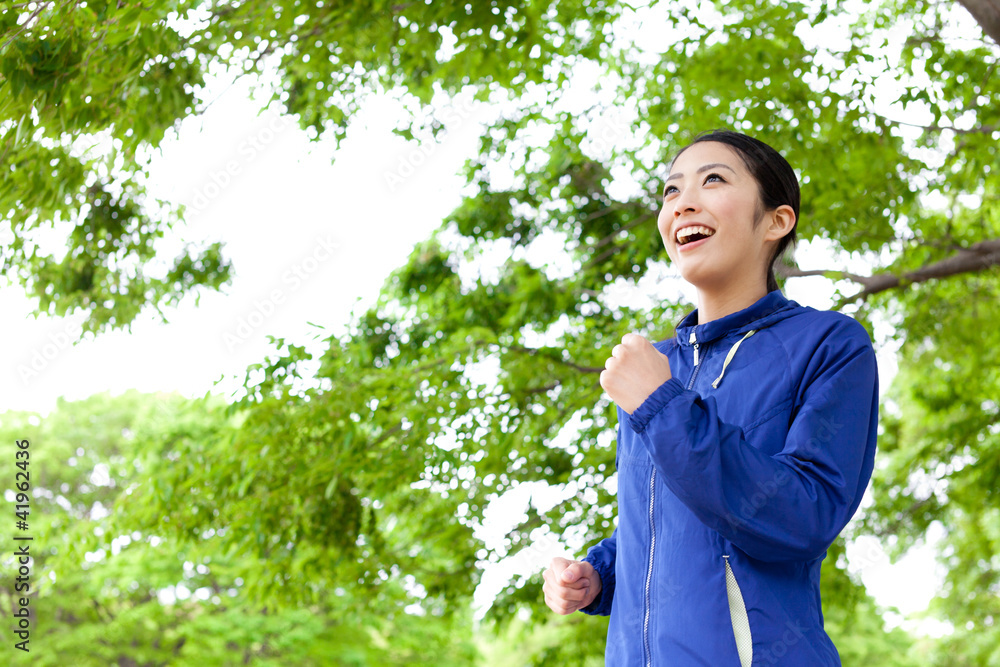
[689,330,699,366]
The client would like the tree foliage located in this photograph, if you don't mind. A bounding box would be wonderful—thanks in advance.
[0,392,479,665]
[4,0,1000,664]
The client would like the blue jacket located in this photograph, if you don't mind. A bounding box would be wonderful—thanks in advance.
[582,291,878,666]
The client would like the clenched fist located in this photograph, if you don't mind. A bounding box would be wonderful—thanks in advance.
[600,333,673,414]
[543,557,602,615]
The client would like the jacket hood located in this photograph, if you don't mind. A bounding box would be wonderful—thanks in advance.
[674,290,800,348]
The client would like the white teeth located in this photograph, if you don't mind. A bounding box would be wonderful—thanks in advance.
[676,225,716,244]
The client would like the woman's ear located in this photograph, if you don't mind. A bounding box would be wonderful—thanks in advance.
[764,204,796,242]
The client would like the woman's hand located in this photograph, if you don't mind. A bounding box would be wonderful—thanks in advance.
[600,333,673,414]
[543,557,602,615]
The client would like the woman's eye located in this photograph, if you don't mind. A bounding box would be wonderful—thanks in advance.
[704,173,725,184]
[663,185,678,197]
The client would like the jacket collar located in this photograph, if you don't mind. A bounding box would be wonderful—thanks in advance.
[674,290,797,347]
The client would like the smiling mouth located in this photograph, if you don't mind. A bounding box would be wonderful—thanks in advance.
[676,225,716,246]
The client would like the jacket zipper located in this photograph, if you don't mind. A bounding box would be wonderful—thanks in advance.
[642,331,703,666]
[642,468,656,667]
[687,330,702,389]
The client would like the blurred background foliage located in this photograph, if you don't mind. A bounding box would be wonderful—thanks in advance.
[3,0,999,663]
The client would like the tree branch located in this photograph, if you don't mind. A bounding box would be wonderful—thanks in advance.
[0,1,53,51]
[873,111,997,136]
[956,0,1000,45]
[369,423,404,449]
[509,344,604,374]
[584,211,656,261]
[522,382,559,395]
[584,206,650,249]
[776,264,879,287]
[778,239,1000,302]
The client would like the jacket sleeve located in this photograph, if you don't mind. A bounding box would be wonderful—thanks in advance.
[580,527,616,616]
[626,326,878,563]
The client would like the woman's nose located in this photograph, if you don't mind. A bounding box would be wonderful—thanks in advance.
[672,191,699,217]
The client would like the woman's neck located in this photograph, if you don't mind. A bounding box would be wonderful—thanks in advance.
[696,282,769,324]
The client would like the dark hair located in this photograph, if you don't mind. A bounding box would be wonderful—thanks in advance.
[672,130,799,293]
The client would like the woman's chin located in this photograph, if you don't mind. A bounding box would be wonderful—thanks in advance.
[676,265,717,289]
[678,260,760,295]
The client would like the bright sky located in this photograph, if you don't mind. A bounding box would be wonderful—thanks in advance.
[3,72,488,412]
[1,59,946,634]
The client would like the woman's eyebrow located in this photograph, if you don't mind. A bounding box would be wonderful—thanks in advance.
[664,162,738,183]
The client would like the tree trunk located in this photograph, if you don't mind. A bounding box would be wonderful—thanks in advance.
[957,0,1000,44]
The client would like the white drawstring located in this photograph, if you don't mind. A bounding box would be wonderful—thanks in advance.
[711,330,757,389]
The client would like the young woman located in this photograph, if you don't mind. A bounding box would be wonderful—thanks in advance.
[542,131,878,666]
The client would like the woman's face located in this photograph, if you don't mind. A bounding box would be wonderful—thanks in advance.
[656,141,773,292]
